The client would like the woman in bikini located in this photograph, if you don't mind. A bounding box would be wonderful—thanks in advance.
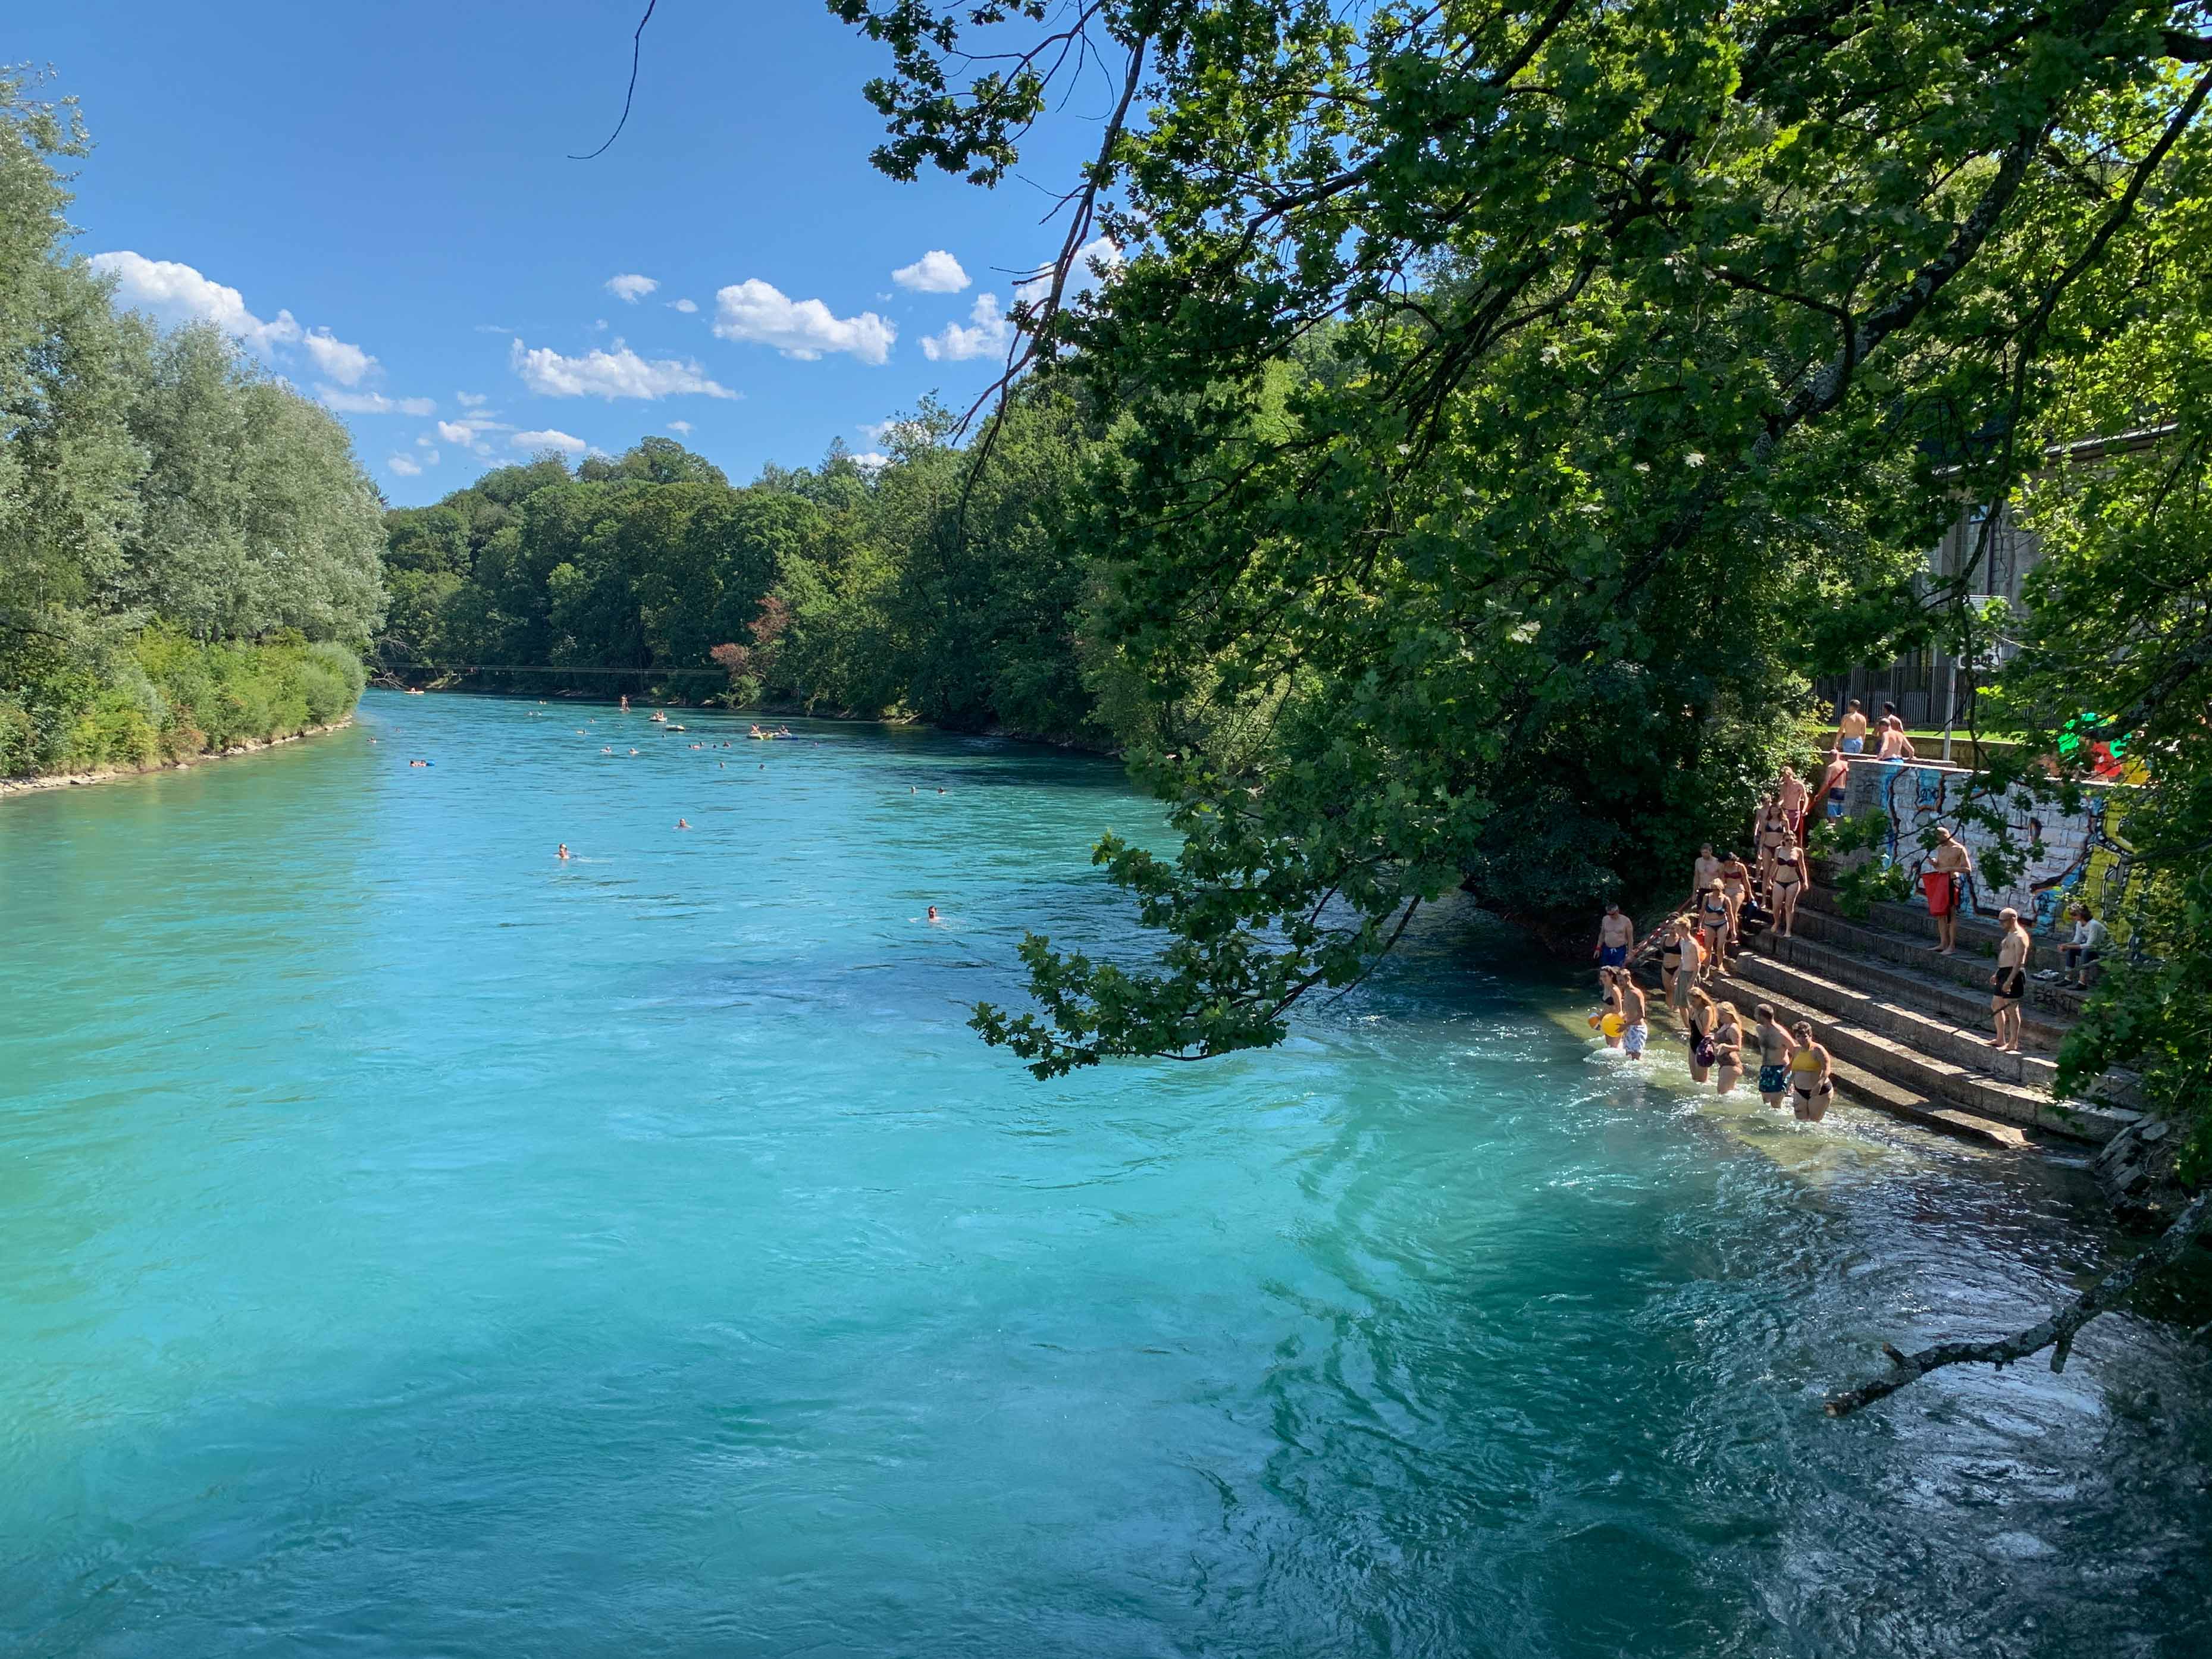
[1716,850,1753,946]
[1590,968,1624,1049]
[1685,986,1717,1084]
[1769,844,1806,937]
[1787,1022,1834,1121]
[1710,1000,1746,1095]
[1659,924,1684,1009]
[1697,880,1732,976]
[1754,802,1791,893]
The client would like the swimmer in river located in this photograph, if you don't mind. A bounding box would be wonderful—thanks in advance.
[926,905,940,922]
[409,758,427,767]
[676,818,691,830]
[557,843,571,860]
[629,748,639,755]
[936,787,946,795]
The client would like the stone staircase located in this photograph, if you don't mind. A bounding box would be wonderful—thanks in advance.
[1699,886,2140,1149]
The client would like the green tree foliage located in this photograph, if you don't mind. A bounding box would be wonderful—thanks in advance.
[378,388,1113,742]
[0,70,382,777]
[825,0,2212,1073]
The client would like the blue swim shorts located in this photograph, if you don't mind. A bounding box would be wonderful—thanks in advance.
[1759,1064,1788,1094]
[1599,945,1628,967]
[1840,736,1865,753]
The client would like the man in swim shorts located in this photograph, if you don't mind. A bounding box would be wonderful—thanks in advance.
[1834,698,1869,754]
[1819,746,1850,824]
[1595,902,1634,971]
[1922,826,1973,955]
[1989,907,2031,1053]
[1777,765,1809,839]
[1616,972,1648,1061]
[1753,1003,1790,1109]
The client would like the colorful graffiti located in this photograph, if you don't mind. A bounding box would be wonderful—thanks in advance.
[1837,760,2141,937]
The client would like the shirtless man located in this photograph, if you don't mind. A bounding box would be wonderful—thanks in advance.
[1616,971,1648,1062]
[1819,746,1851,826]
[1777,764,1809,840]
[1595,902,1635,973]
[1834,698,1870,755]
[1753,1003,1791,1109]
[1923,827,1974,955]
[557,843,571,860]
[1876,716,1916,762]
[1693,843,1722,899]
[1989,907,2031,1053]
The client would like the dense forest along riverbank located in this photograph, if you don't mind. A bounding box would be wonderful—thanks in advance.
[2,689,2207,1658]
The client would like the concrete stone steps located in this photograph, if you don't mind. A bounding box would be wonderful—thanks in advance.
[1790,889,2089,1021]
[1747,932,2072,1057]
[1709,966,2137,1144]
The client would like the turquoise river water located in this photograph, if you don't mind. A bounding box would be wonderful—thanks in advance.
[2,689,2208,1657]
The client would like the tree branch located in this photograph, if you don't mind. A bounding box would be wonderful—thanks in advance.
[569,0,659,160]
[1825,1186,2212,1416]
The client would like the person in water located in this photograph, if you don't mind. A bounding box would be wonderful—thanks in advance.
[1787,1023,1834,1120]
[1753,1003,1790,1109]
[676,818,691,830]
[557,843,571,860]
[1684,986,1717,1084]
[1594,902,1634,971]
[1710,1001,1746,1095]
[926,905,940,922]
[1593,970,1623,1049]
[1615,970,1647,1061]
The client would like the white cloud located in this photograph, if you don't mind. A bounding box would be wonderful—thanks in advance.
[712,280,894,364]
[606,273,659,303]
[436,419,476,444]
[669,297,698,313]
[1014,235,1123,306]
[456,390,489,407]
[509,338,735,401]
[319,387,437,416]
[892,250,969,293]
[920,291,1011,362]
[388,454,423,476]
[512,429,588,456]
[90,252,303,353]
[859,416,930,448]
[666,419,693,435]
[852,451,891,471]
[300,327,376,386]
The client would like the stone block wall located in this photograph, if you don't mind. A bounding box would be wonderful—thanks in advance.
[1832,759,2141,936]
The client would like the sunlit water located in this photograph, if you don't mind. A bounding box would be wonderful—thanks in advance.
[2,689,2207,1658]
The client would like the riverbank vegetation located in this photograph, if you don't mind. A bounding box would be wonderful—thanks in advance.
[379,391,1110,744]
[0,72,382,779]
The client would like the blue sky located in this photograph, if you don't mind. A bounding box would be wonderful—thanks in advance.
[21,1,1107,504]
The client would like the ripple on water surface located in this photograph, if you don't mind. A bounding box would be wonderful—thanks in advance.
[0,689,2207,1658]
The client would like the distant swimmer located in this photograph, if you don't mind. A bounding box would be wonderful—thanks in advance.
[676,818,691,830]
[557,843,571,860]
[936,787,946,795]
[409,758,428,767]
[620,694,629,711]
[926,905,940,922]
[629,748,639,755]
[603,746,613,753]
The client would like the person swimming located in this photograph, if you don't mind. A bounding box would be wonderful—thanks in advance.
[926,905,940,922]
[676,818,691,830]
[557,843,571,860]
[408,758,428,767]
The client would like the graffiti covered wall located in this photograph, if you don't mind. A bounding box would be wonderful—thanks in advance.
[1835,760,2140,936]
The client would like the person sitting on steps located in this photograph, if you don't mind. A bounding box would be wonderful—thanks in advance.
[2057,902,2109,989]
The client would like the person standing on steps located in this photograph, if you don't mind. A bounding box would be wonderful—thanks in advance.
[1770,845,1807,936]
[1989,907,2032,1053]
[1717,849,1752,946]
[1922,826,1974,955]
[1659,923,1687,1009]
[1595,902,1635,973]
[1777,764,1809,843]
[1694,843,1721,899]
[1754,1004,1791,1109]
[1697,880,1733,977]
[1753,799,1791,892]
[1834,698,1870,755]
[1819,746,1851,826]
